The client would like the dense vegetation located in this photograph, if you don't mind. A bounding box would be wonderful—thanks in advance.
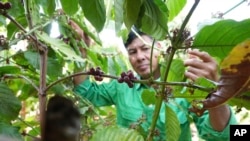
[0,0,249,140]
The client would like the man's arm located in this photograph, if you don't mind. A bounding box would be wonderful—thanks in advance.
[184,49,231,131]
[68,20,90,86]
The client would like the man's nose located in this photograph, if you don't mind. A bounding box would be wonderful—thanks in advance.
[135,51,145,61]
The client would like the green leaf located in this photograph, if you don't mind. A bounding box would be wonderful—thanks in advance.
[36,32,85,62]
[0,66,21,76]
[24,51,40,69]
[7,15,27,39]
[24,51,63,77]
[166,0,186,21]
[228,94,250,110]
[114,0,125,33]
[8,0,25,18]
[138,0,168,40]
[123,0,144,30]
[79,0,106,32]
[36,0,56,17]
[0,15,6,26]
[0,83,21,122]
[90,126,144,141]
[141,89,156,106]
[165,105,181,141]
[60,0,78,16]
[193,19,250,60]
[0,122,22,140]
[160,59,185,82]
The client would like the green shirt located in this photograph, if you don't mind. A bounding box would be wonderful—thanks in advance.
[74,78,237,141]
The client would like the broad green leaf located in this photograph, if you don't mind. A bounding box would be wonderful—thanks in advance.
[7,15,27,39]
[193,19,250,60]
[36,32,85,62]
[90,126,144,141]
[60,0,78,16]
[166,0,187,21]
[165,105,181,141]
[138,0,168,40]
[47,0,56,16]
[29,0,41,25]
[24,51,40,69]
[0,83,21,122]
[141,89,156,105]
[0,122,22,140]
[160,59,185,82]
[0,66,21,76]
[8,0,25,18]
[24,51,63,77]
[79,0,106,32]
[123,0,144,30]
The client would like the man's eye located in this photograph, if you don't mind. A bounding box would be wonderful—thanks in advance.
[142,47,150,51]
[129,51,135,55]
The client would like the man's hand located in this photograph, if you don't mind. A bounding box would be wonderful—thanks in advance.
[184,49,219,81]
[184,49,231,131]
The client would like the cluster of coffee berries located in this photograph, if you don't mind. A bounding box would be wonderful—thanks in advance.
[88,67,104,81]
[0,2,12,10]
[170,28,193,47]
[117,70,137,88]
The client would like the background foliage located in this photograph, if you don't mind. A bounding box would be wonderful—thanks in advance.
[0,0,249,141]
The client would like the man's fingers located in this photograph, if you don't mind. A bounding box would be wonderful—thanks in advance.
[187,49,215,62]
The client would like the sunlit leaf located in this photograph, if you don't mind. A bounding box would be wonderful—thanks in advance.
[79,0,106,32]
[90,126,144,141]
[193,19,250,60]
[165,105,181,141]
[0,83,21,122]
[36,32,85,62]
[166,0,187,21]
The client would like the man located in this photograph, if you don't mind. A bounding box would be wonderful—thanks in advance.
[73,26,237,140]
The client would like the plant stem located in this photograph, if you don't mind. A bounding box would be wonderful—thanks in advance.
[146,1,201,140]
[223,0,247,16]
[39,49,48,141]
[174,0,200,46]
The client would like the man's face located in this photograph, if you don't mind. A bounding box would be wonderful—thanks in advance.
[127,35,161,79]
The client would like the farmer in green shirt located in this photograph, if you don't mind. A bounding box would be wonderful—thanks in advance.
[72,23,237,140]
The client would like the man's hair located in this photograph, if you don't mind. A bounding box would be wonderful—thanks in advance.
[124,27,147,48]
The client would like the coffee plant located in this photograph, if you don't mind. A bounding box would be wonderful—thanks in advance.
[0,0,249,141]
